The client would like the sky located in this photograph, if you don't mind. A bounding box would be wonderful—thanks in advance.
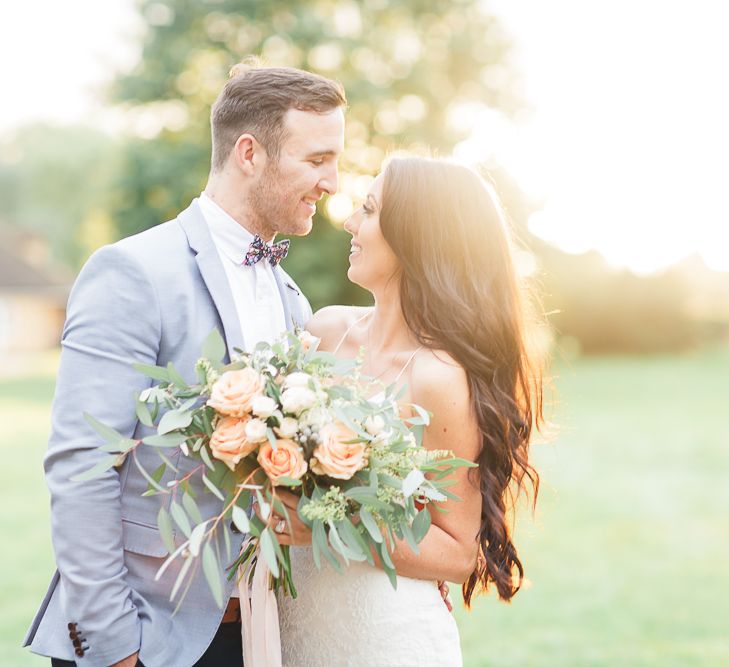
[1,0,727,273]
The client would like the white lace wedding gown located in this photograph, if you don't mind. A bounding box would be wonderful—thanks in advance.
[278,546,463,666]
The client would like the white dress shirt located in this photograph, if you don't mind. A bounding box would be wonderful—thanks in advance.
[198,193,288,600]
[197,193,288,352]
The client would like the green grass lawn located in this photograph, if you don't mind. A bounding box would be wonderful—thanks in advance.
[2,348,728,666]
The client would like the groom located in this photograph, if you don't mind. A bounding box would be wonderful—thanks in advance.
[23,59,346,667]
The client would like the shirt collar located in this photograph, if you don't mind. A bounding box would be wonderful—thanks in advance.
[198,192,255,266]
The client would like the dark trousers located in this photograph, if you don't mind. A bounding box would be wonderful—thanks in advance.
[51,619,243,667]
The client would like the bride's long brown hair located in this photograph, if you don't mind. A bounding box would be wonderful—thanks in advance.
[379,157,543,605]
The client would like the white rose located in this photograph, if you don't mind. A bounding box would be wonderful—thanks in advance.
[283,372,312,389]
[364,414,386,436]
[245,418,269,443]
[251,395,277,419]
[275,417,300,438]
[281,386,317,415]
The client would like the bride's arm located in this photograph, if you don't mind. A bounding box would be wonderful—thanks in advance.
[385,353,482,584]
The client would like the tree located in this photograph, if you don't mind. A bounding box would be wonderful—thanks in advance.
[108,0,519,308]
[0,124,118,268]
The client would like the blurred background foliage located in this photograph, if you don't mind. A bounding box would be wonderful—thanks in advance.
[1,0,727,353]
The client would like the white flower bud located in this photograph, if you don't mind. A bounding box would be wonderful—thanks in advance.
[283,371,312,389]
[364,414,386,436]
[281,387,317,415]
[251,395,276,419]
[245,418,268,443]
[275,417,300,438]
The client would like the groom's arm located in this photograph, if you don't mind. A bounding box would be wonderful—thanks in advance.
[44,243,160,667]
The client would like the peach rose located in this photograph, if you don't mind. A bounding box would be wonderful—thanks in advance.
[310,421,367,480]
[207,367,265,417]
[257,438,308,485]
[209,415,258,471]
[299,330,319,352]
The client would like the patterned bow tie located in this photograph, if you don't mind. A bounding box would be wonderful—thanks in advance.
[244,235,290,267]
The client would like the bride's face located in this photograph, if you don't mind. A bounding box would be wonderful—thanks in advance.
[344,174,399,290]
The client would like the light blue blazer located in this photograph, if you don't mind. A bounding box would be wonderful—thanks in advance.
[23,200,312,667]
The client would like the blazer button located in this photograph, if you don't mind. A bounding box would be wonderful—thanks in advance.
[75,647,85,657]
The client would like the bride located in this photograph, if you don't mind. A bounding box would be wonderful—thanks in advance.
[274,156,543,666]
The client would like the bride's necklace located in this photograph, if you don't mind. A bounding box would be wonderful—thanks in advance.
[364,322,422,384]
[364,323,396,382]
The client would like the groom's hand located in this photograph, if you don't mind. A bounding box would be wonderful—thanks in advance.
[110,650,139,667]
[272,490,312,546]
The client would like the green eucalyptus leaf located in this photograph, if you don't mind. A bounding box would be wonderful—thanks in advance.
[158,409,193,435]
[199,443,216,471]
[99,438,137,453]
[157,506,176,554]
[142,462,166,494]
[202,328,227,362]
[202,472,225,501]
[202,542,224,608]
[156,450,179,474]
[135,398,154,428]
[326,521,350,565]
[84,413,126,444]
[382,562,398,590]
[70,455,118,482]
[232,505,250,534]
[132,362,170,382]
[188,521,208,557]
[378,540,395,570]
[170,500,191,537]
[412,508,432,543]
[132,453,166,492]
[274,476,302,487]
[358,507,383,543]
[167,362,188,388]
[400,520,419,554]
[339,518,373,565]
[329,521,366,562]
[182,492,203,525]
[170,555,193,601]
[143,432,188,447]
[223,522,232,561]
[259,529,280,578]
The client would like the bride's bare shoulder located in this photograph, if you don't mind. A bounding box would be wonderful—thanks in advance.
[410,349,479,457]
[411,349,467,395]
[410,349,470,415]
[305,305,372,350]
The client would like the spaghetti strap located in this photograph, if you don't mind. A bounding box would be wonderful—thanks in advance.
[392,346,423,384]
[332,310,371,354]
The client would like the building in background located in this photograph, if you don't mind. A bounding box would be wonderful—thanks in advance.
[0,227,71,354]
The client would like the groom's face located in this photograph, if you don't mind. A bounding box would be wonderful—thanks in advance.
[251,107,345,237]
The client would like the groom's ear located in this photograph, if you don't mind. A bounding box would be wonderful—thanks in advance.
[233,133,261,176]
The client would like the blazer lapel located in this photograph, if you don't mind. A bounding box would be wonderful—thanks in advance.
[273,267,306,332]
[177,200,246,356]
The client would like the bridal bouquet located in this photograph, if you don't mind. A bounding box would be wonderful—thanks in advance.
[75,328,473,611]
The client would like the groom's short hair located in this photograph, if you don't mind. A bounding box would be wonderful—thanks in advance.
[210,57,346,171]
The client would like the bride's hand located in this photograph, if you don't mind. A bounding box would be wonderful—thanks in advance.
[270,490,312,546]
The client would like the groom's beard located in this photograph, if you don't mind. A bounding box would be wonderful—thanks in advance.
[249,161,314,238]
